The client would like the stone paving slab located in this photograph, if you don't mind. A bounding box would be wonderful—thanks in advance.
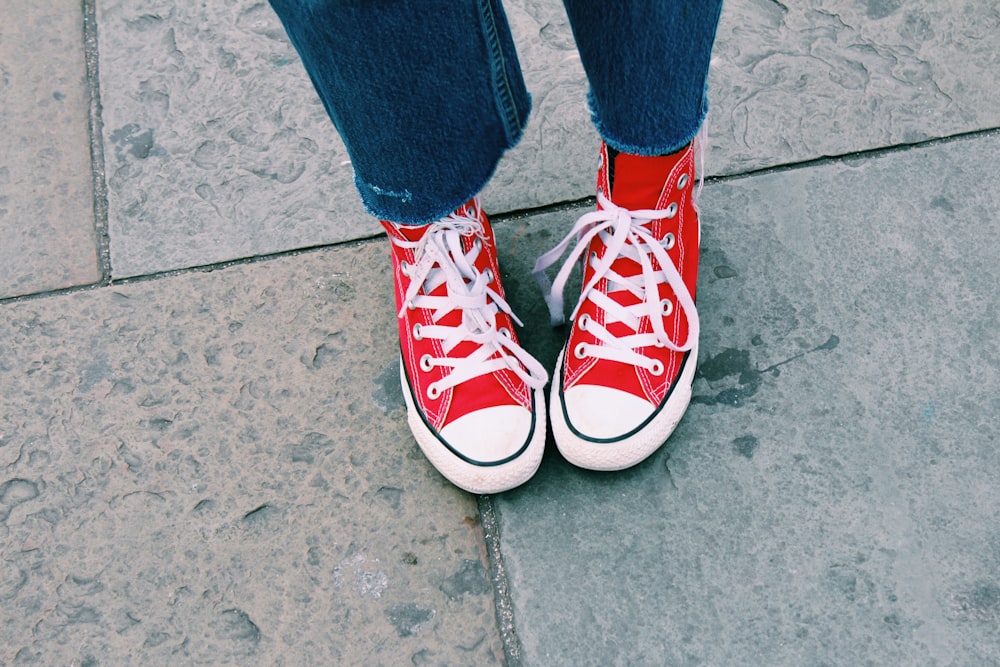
[492,133,1000,665]
[94,0,593,278]
[97,0,1000,277]
[0,0,100,299]
[0,243,503,665]
[708,0,1000,174]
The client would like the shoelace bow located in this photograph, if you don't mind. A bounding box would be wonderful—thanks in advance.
[391,206,548,398]
[533,191,700,373]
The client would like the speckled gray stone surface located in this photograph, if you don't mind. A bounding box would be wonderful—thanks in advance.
[0,245,503,665]
[494,133,1000,665]
[94,0,593,277]
[97,0,1000,277]
[7,0,1000,661]
[707,0,1000,174]
[0,0,99,298]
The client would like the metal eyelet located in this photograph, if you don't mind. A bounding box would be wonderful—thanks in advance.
[473,238,482,251]
[412,323,423,340]
[483,268,494,283]
[406,300,415,311]
[426,383,441,400]
[649,360,664,376]
[420,354,434,372]
[663,233,676,250]
[664,202,678,219]
[661,299,674,316]
[677,173,689,190]
[499,327,512,339]
[578,314,590,331]
[400,260,410,276]
[574,342,588,359]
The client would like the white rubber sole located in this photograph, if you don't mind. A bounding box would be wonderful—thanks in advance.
[398,359,546,494]
[550,343,697,471]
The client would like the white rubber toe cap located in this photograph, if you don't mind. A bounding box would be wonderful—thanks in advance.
[439,405,534,463]
[563,385,654,440]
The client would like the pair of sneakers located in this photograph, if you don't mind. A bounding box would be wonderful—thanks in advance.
[381,141,700,494]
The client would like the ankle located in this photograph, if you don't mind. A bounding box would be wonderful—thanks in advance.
[382,199,481,228]
[601,142,694,211]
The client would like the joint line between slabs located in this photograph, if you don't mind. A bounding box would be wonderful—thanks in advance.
[82,0,113,284]
[478,495,524,667]
[4,127,997,305]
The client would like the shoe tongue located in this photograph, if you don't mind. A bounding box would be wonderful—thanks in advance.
[609,151,677,211]
[391,222,431,243]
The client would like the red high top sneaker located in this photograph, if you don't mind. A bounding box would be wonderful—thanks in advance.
[383,199,548,493]
[534,141,700,470]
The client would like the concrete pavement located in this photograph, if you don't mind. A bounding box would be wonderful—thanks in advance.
[2,0,999,664]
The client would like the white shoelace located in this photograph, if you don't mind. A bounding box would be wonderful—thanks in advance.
[391,206,548,399]
[533,192,699,373]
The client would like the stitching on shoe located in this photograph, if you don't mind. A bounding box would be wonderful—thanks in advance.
[399,246,450,429]
[476,233,531,407]
[561,350,694,444]
[403,351,539,467]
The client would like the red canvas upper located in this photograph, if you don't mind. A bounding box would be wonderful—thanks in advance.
[382,204,533,430]
[561,143,700,405]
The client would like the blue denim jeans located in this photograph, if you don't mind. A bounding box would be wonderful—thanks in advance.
[269,0,724,224]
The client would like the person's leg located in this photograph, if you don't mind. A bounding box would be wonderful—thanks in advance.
[268,0,531,225]
[561,0,723,155]
[536,0,723,470]
[268,0,547,494]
